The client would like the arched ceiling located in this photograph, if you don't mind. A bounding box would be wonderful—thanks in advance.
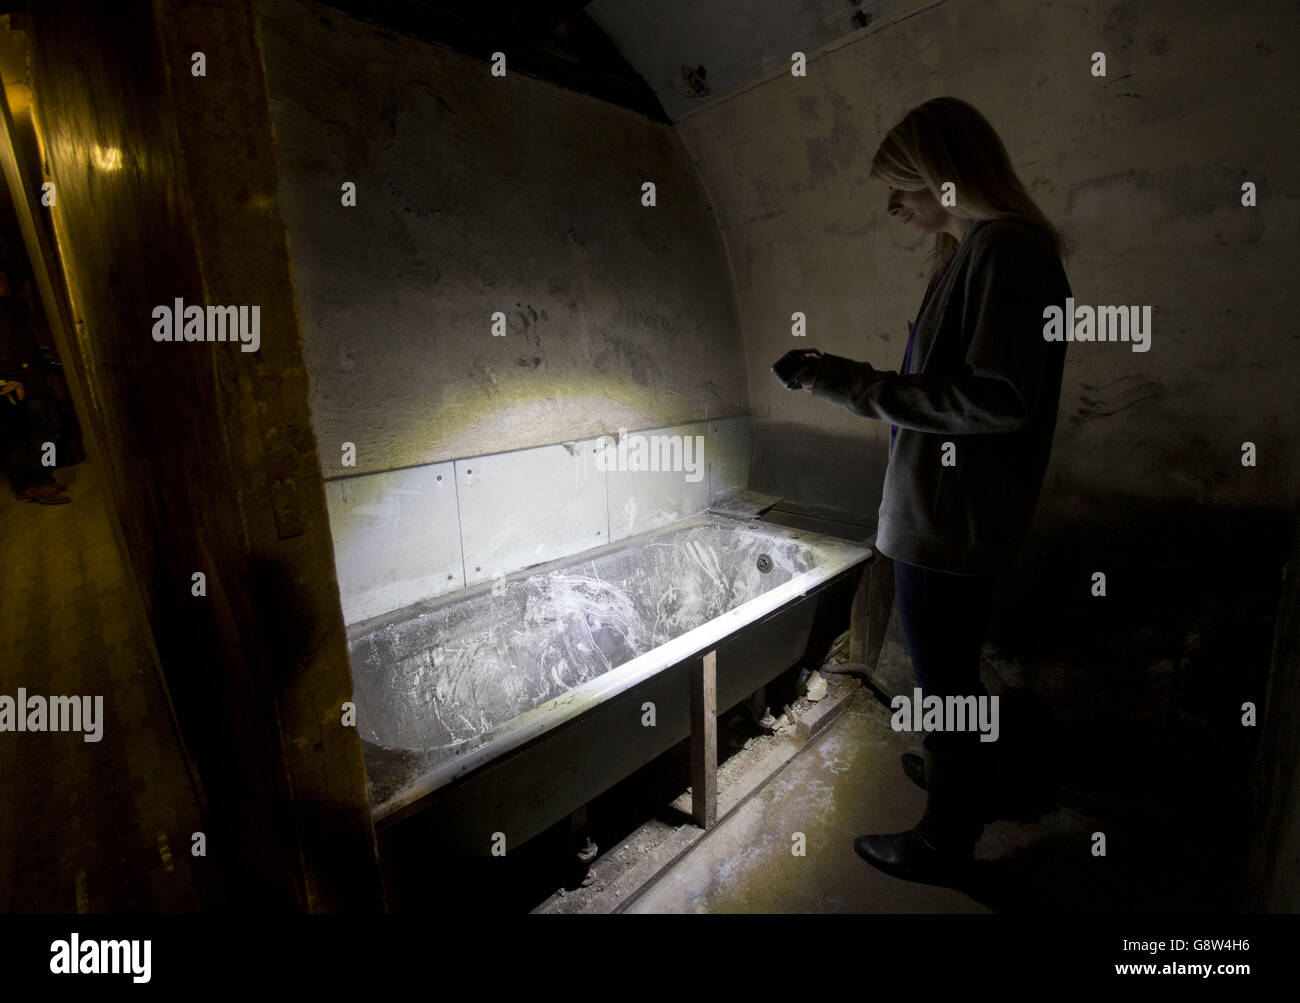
[587,0,920,121]
[309,0,920,122]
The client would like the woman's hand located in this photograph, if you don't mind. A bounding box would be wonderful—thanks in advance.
[797,350,823,390]
[771,349,822,390]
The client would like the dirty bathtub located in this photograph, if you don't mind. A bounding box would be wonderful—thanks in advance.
[348,511,873,855]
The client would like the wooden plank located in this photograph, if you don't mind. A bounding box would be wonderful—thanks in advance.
[690,649,718,829]
[851,550,892,673]
[866,553,894,674]
[849,558,870,663]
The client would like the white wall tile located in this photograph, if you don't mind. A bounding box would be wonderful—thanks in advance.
[325,418,754,623]
[325,463,463,624]
[605,421,711,542]
[457,437,608,586]
[708,415,753,503]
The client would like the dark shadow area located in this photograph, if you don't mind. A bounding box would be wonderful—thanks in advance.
[751,421,887,526]
[377,686,788,913]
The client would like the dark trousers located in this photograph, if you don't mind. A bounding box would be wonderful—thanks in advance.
[892,558,997,756]
[0,395,60,491]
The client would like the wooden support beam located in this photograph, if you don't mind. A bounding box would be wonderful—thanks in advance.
[850,548,893,674]
[690,649,718,829]
[21,0,384,911]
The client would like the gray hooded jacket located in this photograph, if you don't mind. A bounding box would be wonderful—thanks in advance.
[811,217,1071,575]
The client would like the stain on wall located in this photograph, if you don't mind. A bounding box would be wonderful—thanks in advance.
[256,0,747,478]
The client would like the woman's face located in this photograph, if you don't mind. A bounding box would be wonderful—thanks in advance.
[886,186,945,234]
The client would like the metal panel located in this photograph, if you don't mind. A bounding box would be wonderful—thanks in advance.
[325,463,464,624]
[708,415,753,504]
[606,421,711,542]
[378,657,693,852]
[456,437,608,587]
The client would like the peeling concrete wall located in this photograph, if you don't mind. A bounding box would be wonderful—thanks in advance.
[256,0,747,479]
[674,0,1300,525]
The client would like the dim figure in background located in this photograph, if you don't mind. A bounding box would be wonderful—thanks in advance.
[0,270,68,504]
[780,97,1071,886]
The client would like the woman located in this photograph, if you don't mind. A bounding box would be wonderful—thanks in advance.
[785,97,1071,886]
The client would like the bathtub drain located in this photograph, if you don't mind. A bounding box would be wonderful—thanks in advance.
[756,554,773,573]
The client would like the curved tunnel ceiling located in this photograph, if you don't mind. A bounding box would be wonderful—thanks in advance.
[308,0,669,120]
[311,0,920,123]
[586,0,921,121]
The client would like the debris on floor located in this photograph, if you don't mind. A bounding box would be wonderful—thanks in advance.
[534,654,866,912]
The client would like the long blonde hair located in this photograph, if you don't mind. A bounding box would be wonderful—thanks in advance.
[870,97,1064,273]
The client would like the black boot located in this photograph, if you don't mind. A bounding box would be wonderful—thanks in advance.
[856,749,984,886]
[902,749,1006,823]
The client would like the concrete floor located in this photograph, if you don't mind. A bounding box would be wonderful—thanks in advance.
[0,460,202,912]
[624,683,1144,914]
[627,688,984,912]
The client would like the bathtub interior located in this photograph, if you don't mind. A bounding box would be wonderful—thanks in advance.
[347,513,874,819]
[347,514,823,755]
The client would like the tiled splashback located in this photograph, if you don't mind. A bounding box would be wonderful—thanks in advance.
[325,416,753,625]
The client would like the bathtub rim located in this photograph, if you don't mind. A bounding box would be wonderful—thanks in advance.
[354,514,873,821]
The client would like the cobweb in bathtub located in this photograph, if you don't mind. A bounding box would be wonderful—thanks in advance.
[522,572,650,684]
[361,571,652,751]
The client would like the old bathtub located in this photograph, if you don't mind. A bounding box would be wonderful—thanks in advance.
[348,512,873,857]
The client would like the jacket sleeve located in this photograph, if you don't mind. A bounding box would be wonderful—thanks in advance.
[810,226,1062,435]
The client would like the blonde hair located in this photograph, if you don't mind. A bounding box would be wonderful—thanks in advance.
[870,97,1064,273]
